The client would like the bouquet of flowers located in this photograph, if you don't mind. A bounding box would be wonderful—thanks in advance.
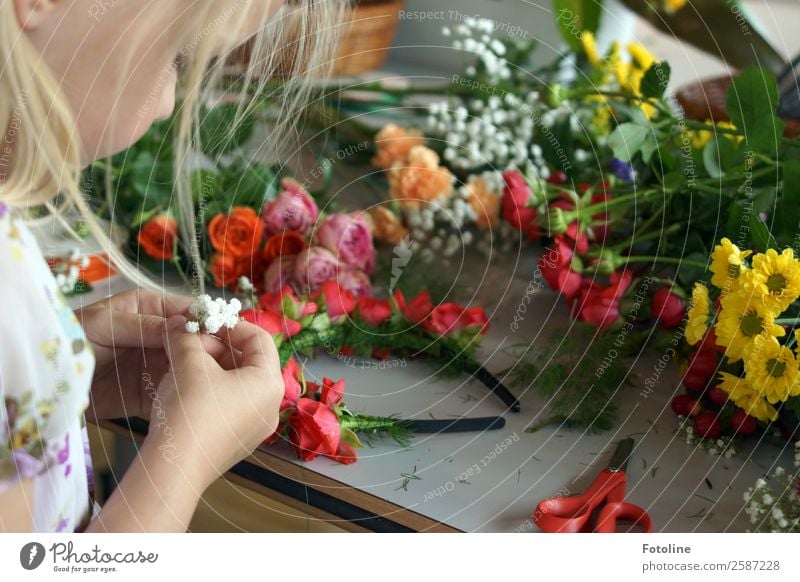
[670,239,800,447]
[232,278,500,463]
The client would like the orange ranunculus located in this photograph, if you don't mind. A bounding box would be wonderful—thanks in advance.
[464,175,501,230]
[209,252,240,288]
[207,207,264,259]
[388,146,453,209]
[137,215,178,260]
[263,231,307,264]
[372,123,426,170]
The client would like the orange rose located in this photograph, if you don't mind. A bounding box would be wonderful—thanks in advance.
[208,207,264,259]
[137,215,178,260]
[464,176,501,230]
[209,252,240,288]
[263,231,307,264]
[388,146,453,209]
[367,206,407,244]
[372,123,425,169]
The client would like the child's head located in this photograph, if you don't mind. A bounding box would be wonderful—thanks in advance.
[0,0,343,287]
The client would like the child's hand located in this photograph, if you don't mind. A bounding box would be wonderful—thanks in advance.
[150,315,283,487]
[78,289,236,421]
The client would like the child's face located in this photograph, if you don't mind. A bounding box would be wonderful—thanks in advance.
[23,0,281,163]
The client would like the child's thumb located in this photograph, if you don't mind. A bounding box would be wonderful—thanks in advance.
[163,315,203,364]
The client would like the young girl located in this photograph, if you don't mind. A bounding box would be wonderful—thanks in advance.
[0,0,340,532]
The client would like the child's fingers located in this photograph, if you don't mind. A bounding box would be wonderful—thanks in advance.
[215,321,278,370]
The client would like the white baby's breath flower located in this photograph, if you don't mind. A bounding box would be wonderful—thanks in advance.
[187,294,242,334]
[185,321,201,334]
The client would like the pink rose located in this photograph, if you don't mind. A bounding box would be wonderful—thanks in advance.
[262,178,319,236]
[295,246,341,293]
[316,213,376,274]
[263,254,298,294]
[336,268,372,298]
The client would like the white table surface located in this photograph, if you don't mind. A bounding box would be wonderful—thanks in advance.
[51,216,795,532]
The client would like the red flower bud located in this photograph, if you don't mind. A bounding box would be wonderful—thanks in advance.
[693,412,722,439]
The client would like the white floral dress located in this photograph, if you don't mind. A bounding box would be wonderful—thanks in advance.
[0,202,96,532]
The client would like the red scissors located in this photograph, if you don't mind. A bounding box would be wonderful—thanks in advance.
[533,438,653,533]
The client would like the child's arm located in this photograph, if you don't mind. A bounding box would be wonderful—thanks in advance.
[0,479,35,532]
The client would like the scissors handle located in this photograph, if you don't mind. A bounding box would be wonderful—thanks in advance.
[594,501,654,533]
[533,469,627,533]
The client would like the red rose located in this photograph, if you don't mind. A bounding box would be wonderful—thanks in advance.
[320,377,345,407]
[402,291,434,324]
[288,398,356,464]
[137,215,178,260]
[423,303,489,336]
[280,357,303,411]
[651,288,685,329]
[693,411,722,439]
[288,399,340,462]
[358,297,392,327]
[501,170,540,241]
[730,410,757,436]
[683,350,718,391]
[240,307,302,338]
[671,394,700,417]
[314,280,356,319]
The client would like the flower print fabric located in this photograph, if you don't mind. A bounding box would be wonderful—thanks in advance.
[0,202,96,532]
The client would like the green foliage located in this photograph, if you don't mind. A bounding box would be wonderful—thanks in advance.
[725,67,784,155]
[640,62,671,100]
[505,324,638,432]
[553,0,602,52]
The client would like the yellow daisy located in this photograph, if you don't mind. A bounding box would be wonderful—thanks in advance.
[744,335,800,403]
[743,247,800,315]
[710,237,751,293]
[581,31,601,66]
[685,282,711,345]
[717,372,779,422]
[715,291,785,361]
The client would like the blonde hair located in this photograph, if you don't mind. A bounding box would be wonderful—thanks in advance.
[0,0,345,292]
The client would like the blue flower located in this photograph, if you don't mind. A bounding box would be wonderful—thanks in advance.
[610,159,637,182]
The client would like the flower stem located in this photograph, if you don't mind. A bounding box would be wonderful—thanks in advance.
[623,255,707,269]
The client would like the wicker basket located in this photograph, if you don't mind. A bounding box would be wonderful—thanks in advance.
[676,74,800,137]
[227,0,403,78]
[330,0,404,76]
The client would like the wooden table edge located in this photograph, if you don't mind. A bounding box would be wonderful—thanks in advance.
[95,419,460,533]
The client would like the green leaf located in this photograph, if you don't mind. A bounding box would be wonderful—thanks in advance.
[677,252,709,288]
[609,123,651,162]
[340,427,363,449]
[750,216,778,251]
[725,67,785,154]
[701,136,738,179]
[198,103,255,158]
[640,61,671,99]
[553,0,602,52]
[779,159,800,247]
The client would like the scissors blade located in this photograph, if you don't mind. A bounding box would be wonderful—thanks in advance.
[607,438,634,472]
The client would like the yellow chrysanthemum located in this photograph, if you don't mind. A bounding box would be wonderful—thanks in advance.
[663,0,687,14]
[742,247,800,315]
[710,237,751,293]
[581,31,601,66]
[715,291,785,362]
[717,372,779,422]
[744,335,800,404]
[685,282,711,345]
